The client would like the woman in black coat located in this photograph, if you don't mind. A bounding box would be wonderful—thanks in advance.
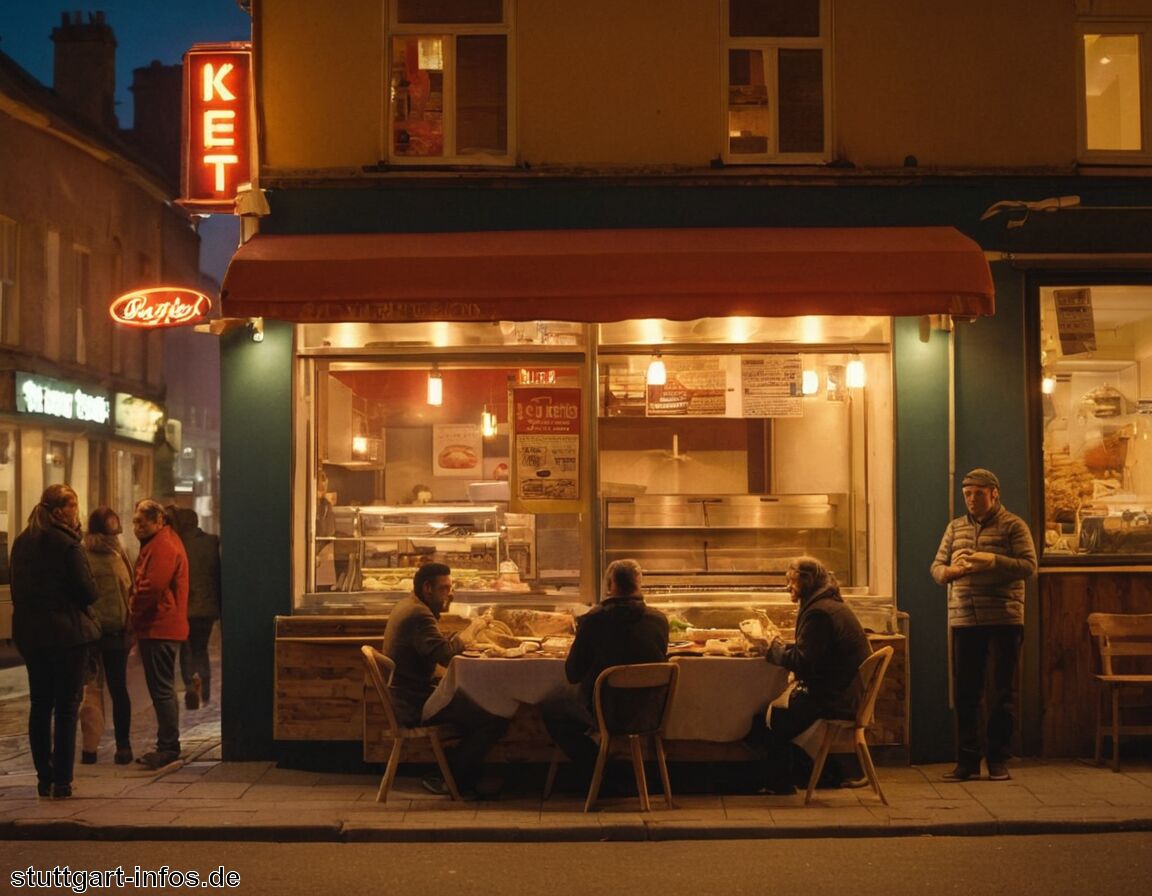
[11,484,100,799]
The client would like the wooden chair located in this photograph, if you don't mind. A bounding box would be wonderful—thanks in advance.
[804,645,894,806]
[545,662,679,812]
[1086,613,1152,772]
[360,645,461,802]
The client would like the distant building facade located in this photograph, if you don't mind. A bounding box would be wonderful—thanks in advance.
[0,11,203,637]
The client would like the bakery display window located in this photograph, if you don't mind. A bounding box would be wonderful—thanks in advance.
[1040,284,1152,560]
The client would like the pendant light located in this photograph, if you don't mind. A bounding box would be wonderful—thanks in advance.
[846,353,867,389]
[427,366,443,406]
[646,352,667,386]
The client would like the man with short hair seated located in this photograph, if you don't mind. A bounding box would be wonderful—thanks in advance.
[382,562,506,797]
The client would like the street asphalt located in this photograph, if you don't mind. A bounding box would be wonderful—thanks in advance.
[1,642,1151,842]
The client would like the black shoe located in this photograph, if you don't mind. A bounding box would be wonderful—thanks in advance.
[81,751,98,765]
[987,762,1011,781]
[136,750,181,770]
[114,747,134,765]
[943,764,979,781]
[37,781,51,798]
[185,691,200,710]
[51,784,72,799]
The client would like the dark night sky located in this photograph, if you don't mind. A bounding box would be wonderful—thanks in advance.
[0,2,253,280]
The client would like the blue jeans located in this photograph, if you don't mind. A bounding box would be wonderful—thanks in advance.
[138,640,182,754]
[952,625,1023,766]
[24,644,88,788]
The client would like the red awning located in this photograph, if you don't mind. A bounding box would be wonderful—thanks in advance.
[220,226,994,323]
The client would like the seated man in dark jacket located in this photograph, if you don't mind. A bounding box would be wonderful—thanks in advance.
[381,562,505,796]
[749,555,871,794]
[541,559,669,783]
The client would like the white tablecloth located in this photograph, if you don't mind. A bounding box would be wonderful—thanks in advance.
[422,655,789,743]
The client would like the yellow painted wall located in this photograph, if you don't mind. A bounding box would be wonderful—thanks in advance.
[256,0,1104,173]
[257,0,383,169]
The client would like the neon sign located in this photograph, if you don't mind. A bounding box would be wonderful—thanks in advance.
[16,373,111,425]
[109,287,212,328]
[182,43,252,212]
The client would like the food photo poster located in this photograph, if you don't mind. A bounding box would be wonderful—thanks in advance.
[432,423,483,478]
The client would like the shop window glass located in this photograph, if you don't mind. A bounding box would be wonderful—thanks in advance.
[390,3,511,163]
[300,359,586,611]
[1040,285,1152,559]
[44,439,72,487]
[0,216,17,346]
[0,429,15,586]
[1080,27,1149,161]
[724,0,829,162]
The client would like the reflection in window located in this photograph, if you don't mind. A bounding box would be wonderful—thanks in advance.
[1040,286,1152,558]
[724,0,829,162]
[1083,33,1142,151]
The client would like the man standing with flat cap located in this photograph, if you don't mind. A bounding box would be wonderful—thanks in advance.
[931,468,1036,782]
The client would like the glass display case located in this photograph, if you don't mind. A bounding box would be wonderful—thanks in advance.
[304,502,539,613]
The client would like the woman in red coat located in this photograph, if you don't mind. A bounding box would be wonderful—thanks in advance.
[129,500,189,769]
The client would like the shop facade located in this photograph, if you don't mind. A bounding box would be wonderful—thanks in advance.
[212,1,1152,764]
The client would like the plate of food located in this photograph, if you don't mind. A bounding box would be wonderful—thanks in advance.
[668,640,694,649]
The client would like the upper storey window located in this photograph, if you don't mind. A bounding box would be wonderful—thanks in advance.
[723,0,831,164]
[1079,23,1151,163]
[389,0,513,164]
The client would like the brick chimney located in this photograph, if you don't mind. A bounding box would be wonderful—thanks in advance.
[52,10,118,131]
[131,60,183,188]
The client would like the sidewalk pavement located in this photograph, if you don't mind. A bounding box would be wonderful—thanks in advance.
[1,662,1151,842]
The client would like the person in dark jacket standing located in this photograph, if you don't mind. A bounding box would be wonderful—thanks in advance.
[79,507,135,765]
[931,467,1037,782]
[130,500,189,770]
[749,555,871,795]
[541,559,669,783]
[174,508,221,710]
[11,484,100,799]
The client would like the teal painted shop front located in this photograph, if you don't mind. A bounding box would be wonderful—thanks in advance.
[217,176,1151,764]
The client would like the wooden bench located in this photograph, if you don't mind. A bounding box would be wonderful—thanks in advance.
[1087,613,1152,771]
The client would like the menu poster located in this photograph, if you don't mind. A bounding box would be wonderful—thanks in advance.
[432,423,483,478]
[647,357,728,417]
[740,355,803,417]
[512,387,580,502]
[1054,288,1098,355]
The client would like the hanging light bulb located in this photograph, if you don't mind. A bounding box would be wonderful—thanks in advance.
[846,354,867,389]
[801,369,820,396]
[646,352,667,386]
[481,405,498,438]
[427,367,443,406]
[1041,375,1056,395]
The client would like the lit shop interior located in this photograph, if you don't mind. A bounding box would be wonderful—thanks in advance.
[293,315,896,634]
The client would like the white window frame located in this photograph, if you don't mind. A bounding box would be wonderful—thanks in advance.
[721,0,832,165]
[0,215,18,346]
[1077,20,1152,165]
[386,0,515,166]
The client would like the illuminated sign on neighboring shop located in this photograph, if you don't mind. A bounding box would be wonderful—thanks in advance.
[109,287,212,328]
[181,43,252,212]
[15,373,111,425]
[114,394,165,443]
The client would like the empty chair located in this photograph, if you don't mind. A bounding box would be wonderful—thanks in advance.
[804,645,894,806]
[360,645,460,802]
[545,662,679,812]
[1087,613,1152,772]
